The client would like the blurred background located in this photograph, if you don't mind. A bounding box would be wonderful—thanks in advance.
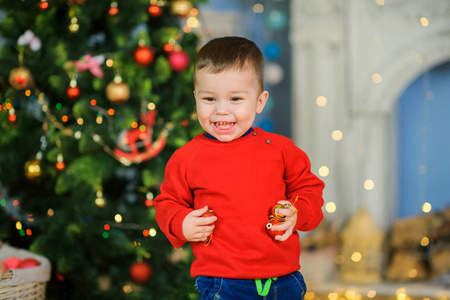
[0,0,449,299]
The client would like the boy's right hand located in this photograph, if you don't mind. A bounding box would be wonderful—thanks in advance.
[182,206,217,242]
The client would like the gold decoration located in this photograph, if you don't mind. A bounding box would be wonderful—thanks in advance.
[106,75,130,104]
[170,0,192,17]
[9,67,33,90]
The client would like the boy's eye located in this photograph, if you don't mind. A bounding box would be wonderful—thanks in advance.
[203,97,215,101]
[230,97,243,102]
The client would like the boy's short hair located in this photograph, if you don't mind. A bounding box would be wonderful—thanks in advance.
[194,36,265,91]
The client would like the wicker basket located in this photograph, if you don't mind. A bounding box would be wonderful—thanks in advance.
[0,241,51,300]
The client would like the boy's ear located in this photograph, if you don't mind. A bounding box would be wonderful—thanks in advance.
[256,90,269,114]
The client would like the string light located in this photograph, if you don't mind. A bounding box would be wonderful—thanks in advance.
[422,202,432,213]
[253,3,264,13]
[372,73,382,83]
[325,202,336,213]
[316,96,327,107]
[318,166,330,177]
[331,130,343,141]
[420,17,429,27]
[364,179,375,190]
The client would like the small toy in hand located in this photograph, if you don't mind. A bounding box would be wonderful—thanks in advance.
[201,209,216,246]
[266,199,298,238]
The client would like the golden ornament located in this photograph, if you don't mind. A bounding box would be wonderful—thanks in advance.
[24,159,43,180]
[9,67,33,90]
[106,75,130,104]
[170,0,193,17]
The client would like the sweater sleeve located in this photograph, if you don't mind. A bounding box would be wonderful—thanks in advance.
[154,150,194,248]
[283,141,325,232]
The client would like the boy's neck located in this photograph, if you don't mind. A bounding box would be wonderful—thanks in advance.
[204,128,254,140]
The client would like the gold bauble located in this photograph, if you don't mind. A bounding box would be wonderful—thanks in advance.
[105,77,130,104]
[9,67,33,90]
[24,159,43,180]
[170,0,192,17]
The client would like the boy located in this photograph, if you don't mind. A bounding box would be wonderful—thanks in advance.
[154,36,324,299]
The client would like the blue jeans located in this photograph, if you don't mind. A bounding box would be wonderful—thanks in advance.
[195,271,307,300]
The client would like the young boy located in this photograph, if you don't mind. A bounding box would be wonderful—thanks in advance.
[154,36,324,299]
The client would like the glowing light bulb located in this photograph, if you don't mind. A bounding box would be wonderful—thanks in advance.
[316,96,327,107]
[351,252,362,262]
[325,202,336,213]
[332,130,343,141]
[422,202,432,213]
[364,179,375,190]
[318,166,330,177]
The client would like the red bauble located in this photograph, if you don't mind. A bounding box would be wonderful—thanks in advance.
[148,5,163,17]
[9,67,33,90]
[168,50,190,72]
[266,219,285,238]
[7,114,17,123]
[4,257,21,270]
[55,161,66,172]
[201,209,216,220]
[66,86,80,99]
[134,46,155,66]
[130,261,152,284]
[18,258,41,269]
[38,1,49,11]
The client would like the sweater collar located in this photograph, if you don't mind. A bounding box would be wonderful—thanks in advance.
[204,128,254,140]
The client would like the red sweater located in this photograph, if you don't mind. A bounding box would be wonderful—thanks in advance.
[155,128,324,279]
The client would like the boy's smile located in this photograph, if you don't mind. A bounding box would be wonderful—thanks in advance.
[194,66,269,142]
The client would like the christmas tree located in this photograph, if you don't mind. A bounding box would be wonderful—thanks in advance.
[0,0,206,298]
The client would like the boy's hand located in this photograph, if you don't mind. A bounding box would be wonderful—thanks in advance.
[182,206,217,242]
[270,200,297,242]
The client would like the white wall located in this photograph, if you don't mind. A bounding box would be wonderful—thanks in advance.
[290,0,450,229]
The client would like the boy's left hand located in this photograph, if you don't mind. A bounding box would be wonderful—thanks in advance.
[270,200,297,242]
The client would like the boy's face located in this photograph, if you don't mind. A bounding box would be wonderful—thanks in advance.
[194,66,269,142]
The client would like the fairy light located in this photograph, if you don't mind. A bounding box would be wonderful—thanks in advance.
[318,166,330,177]
[331,130,343,141]
[367,291,377,298]
[351,252,362,262]
[420,17,429,27]
[345,290,356,299]
[13,199,20,206]
[114,214,122,223]
[106,58,114,67]
[364,179,375,190]
[422,202,432,213]
[131,122,138,128]
[149,228,157,237]
[108,108,114,116]
[96,114,103,124]
[139,125,146,132]
[143,230,150,237]
[253,3,264,13]
[62,115,68,122]
[26,229,32,235]
[325,202,336,213]
[328,293,338,300]
[123,285,132,293]
[90,99,97,106]
[25,89,31,96]
[47,208,54,216]
[409,268,418,278]
[186,17,199,28]
[372,73,382,83]
[420,236,429,246]
[147,102,156,110]
[16,221,22,230]
[77,118,84,125]
[316,96,327,107]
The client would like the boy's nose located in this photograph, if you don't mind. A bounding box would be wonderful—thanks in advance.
[214,100,229,114]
